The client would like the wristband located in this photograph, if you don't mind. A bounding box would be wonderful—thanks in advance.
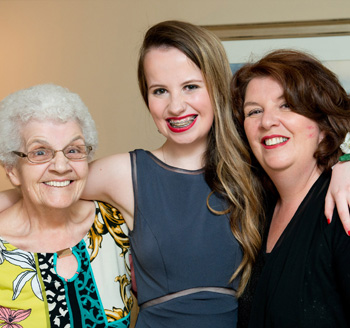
[339,154,350,162]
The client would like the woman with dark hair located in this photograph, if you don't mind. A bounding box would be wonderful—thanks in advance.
[231,49,350,327]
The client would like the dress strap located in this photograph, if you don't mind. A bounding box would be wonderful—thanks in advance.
[140,286,236,311]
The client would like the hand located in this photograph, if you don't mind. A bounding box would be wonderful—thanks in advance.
[325,161,350,235]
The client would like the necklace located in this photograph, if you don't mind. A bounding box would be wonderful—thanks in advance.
[56,248,72,259]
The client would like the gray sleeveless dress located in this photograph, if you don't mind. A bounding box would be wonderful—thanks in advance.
[129,149,242,327]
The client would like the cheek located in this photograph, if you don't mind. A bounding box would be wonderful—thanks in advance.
[305,125,322,141]
[192,89,212,110]
[77,164,90,180]
[148,99,163,119]
[205,105,214,125]
[305,125,317,138]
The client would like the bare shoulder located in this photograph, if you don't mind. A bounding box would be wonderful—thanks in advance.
[0,202,27,239]
[88,152,132,192]
[0,189,21,213]
[89,152,130,173]
[84,152,134,228]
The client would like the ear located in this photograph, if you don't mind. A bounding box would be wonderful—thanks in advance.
[319,129,326,144]
[5,165,21,187]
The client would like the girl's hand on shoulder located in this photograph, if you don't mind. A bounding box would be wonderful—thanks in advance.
[325,161,350,236]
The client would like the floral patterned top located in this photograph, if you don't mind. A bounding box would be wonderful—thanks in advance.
[0,201,132,328]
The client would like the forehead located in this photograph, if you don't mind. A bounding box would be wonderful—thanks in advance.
[245,77,283,99]
[143,47,202,81]
[21,120,84,147]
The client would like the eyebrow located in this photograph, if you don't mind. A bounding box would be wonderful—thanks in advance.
[181,79,204,85]
[243,101,259,108]
[148,79,204,90]
[148,84,165,90]
[244,95,286,109]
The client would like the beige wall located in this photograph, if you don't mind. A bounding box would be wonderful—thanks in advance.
[0,0,349,190]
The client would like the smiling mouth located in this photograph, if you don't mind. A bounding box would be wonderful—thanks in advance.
[264,137,288,146]
[167,115,198,128]
[44,180,72,187]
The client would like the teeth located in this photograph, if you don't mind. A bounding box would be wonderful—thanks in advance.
[168,116,197,128]
[264,137,288,146]
[44,181,71,187]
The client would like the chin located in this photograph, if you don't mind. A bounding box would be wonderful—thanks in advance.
[43,197,78,209]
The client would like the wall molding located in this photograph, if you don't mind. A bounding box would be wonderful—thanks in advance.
[204,19,350,41]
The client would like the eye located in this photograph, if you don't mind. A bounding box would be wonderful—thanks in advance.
[65,145,85,154]
[245,108,263,118]
[32,148,50,156]
[28,148,52,161]
[281,103,291,110]
[67,148,79,154]
[152,88,167,95]
[184,84,199,91]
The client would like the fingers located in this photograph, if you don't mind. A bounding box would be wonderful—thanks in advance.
[336,197,350,236]
[324,191,335,224]
[327,162,350,236]
[325,189,350,236]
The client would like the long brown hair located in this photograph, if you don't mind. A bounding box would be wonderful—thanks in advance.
[138,20,264,296]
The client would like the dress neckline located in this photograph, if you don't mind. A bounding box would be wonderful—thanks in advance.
[145,150,205,175]
[264,172,326,255]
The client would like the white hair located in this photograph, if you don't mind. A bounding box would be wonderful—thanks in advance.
[0,84,98,167]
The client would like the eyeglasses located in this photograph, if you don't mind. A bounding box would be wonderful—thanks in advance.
[12,145,92,164]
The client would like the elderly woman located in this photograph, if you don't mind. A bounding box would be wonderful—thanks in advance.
[0,84,132,328]
[231,50,350,327]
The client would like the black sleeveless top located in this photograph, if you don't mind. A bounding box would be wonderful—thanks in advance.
[238,172,350,328]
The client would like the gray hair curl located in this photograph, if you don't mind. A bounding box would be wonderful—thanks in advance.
[0,84,98,167]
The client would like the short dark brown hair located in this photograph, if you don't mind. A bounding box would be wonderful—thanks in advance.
[231,49,350,175]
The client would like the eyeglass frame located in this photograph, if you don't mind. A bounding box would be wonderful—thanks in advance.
[12,145,93,164]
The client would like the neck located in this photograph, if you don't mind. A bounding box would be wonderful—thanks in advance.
[15,198,91,232]
[265,165,322,253]
[269,165,322,205]
[155,140,207,170]
[0,199,95,252]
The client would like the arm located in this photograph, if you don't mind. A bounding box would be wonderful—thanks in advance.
[325,161,350,235]
[83,153,134,228]
[0,188,21,212]
[0,154,135,227]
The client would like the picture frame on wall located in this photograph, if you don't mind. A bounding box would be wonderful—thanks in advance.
[204,19,350,92]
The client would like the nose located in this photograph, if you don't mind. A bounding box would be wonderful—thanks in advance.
[260,108,280,130]
[168,93,186,116]
[50,151,72,173]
